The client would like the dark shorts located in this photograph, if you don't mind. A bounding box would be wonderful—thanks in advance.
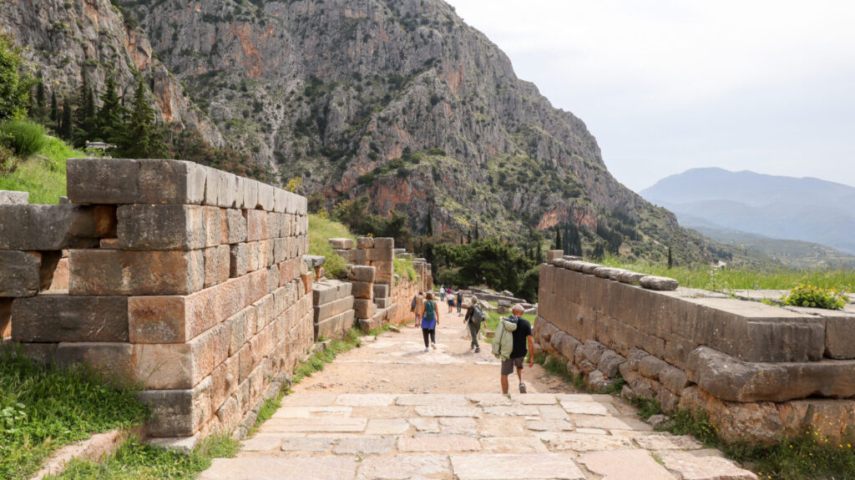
[501,356,524,376]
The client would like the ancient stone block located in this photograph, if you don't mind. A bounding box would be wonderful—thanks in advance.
[347,265,375,283]
[223,209,246,244]
[373,283,390,298]
[639,275,679,291]
[826,315,855,359]
[220,172,238,209]
[117,205,205,250]
[200,207,222,247]
[329,238,354,249]
[597,350,626,378]
[0,204,115,250]
[138,377,212,437]
[12,294,128,342]
[246,210,268,242]
[356,237,374,249]
[248,268,270,304]
[349,281,372,300]
[256,183,274,211]
[203,246,230,288]
[54,342,134,380]
[373,236,394,251]
[133,323,229,389]
[230,243,247,278]
[69,250,204,296]
[243,180,258,213]
[0,251,61,297]
[638,355,670,380]
[69,159,208,205]
[354,298,375,319]
[0,190,28,204]
[204,167,221,206]
[660,365,690,394]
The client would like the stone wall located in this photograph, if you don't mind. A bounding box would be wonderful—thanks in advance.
[536,255,855,443]
[1,159,314,443]
[312,280,354,340]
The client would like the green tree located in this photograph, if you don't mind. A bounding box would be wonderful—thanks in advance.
[122,76,166,158]
[32,77,48,122]
[426,207,434,236]
[554,227,562,250]
[59,96,73,140]
[434,239,536,298]
[49,90,58,127]
[0,33,34,120]
[96,75,127,145]
[73,74,97,145]
[466,229,472,244]
[667,245,673,269]
[473,223,479,241]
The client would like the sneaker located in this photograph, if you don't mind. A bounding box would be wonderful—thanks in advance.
[424,347,430,352]
[475,347,480,353]
[431,343,437,350]
[519,382,527,394]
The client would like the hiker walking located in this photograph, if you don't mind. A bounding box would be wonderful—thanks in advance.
[421,292,440,352]
[411,291,425,328]
[456,289,463,315]
[446,287,455,313]
[439,285,446,302]
[493,304,533,394]
[463,300,484,353]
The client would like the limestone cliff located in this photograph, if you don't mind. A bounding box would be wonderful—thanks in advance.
[0,0,223,146]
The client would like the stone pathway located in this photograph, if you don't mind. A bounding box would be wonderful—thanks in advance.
[200,319,756,479]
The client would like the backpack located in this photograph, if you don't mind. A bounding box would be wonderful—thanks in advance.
[470,306,485,327]
[423,300,436,320]
[492,316,519,360]
[410,296,417,311]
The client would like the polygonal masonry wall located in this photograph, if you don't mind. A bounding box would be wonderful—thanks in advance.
[0,159,314,441]
[537,254,855,443]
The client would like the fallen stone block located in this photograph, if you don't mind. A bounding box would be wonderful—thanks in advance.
[639,275,679,291]
[69,250,205,296]
[12,294,128,342]
[0,190,28,204]
[117,205,205,250]
[0,251,61,297]
[67,158,207,205]
[0,204,115,250]
[638,355,670,381]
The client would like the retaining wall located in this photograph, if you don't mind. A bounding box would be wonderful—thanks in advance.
[1,159,314,443]
[537,255,855,443]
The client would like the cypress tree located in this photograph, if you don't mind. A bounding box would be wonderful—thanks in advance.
[426,207,433,236]
[49,90,58,126]
[123,76,166,158]
[33,78,47,121]
[59,96,73,140]
[474,223,479,241]
[554,227,562,250]
[73,74,97,145]
[467,229,472,244]
[96,75,126,145]
[667,246,673,269]
[535,242,542,264]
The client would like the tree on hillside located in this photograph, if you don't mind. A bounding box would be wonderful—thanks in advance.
[426,207,434,236]
[59,97,73,140]
[49,91,58,128]
[434,239,536,297]
[473,223,479,241]
[73,74,97,146]
[122,76,166,158]
[0,33,34,120]
[554,227,562,250]
[31,77,48,123]
[563,223,582,256]
[96,75,127,145]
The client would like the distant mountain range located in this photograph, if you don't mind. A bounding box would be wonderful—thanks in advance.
[641,168,855,264]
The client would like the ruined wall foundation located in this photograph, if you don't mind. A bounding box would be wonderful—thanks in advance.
[1,159,314,443]
[537,255,855,443]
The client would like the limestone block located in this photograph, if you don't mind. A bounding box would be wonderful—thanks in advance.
[133,323,229,389]
[546,250,564,262]
[199,207,221,247]
[314,296,354,323]
[117,205,205,250]
[373,283,390,298]
[267,212,282,239]
[554,333,582,361]
[296,195,308,216]
[639,275,679,291]
[576,340,607,365]
[0,190,28,204]
[233,176,246,209]
[230,243,247,278]
[220,172,238,209]
[375,297,392,309]
[826,315,855,359]
[138,377,212,437]
[204,246,230,288]
[657,388,681,413]
[0,251,61,297]
[248,268,270,304]
[660,365,690,394]
[273,188,286,214]
[0,204,115,250]
[301,272,313,296]
[356,237,374,249]
[638,355,670,380]
[256,183,274,211]
[347,265,376,283]
[271,238,284,264]
[69,250,204,296]
[54,342,134,380]
[314,310,346,340]
[348,248,367,264]
[12,294,128,342]
[268,265,280,294]
[329,238,354,249]
[246,210,268,242]
[596,349,626,378]
[246,241,259,272]
[223,209,246,244]
[373,237,394,251]
[243,180,258,213]
[354,298,375,319]
[204,167,221,206]
[211,356,239,411]
[70,159,207,205]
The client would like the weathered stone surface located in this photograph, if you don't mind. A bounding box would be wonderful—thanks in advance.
[12,294,128,342]
[597,350,627,378]
[354,298,375,319]
[70,250,205,296]
[660,365,689,394]
[278,437,336,452]
[54,342,134,381]
[656,450,758,480]
[579,449,676,480]
[0,298,10,337]
[0,204,114,250]
[451,453,585,479]
[329,238,354,249]
[259,417,367,432]
[333,436,395,455]
[467,393,513,407]
[356,455,450,480]
[572,414,653,431]
[364,418,411,435]
[230,243,247,278]
[536,432,634,451]
[224,209,246,244]
[0,251,60,297]
[639,275,679,291]
[639,355,670,380]
[246,210,269,242]
[356,237,374,249]
[560,400,611,416]
[202,207,223,248]
[348,265,376,283]
[139,378,212,438]
[68,159,207,205]
[351,281,373,300]
[479,437,548,454]
[633,434,704,450]
[687,347,789,403]
[198,457,357,480]
[396,394,470,406]
[132,323,229,389]
[334,394,396,406]
[0,190,28,204]
[313,280,352,304]
[398,436,480,452]
[117,205,205,250]
[679,387,784,443]
[416,406,482,418]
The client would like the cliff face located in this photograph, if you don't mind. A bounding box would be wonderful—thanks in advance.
[4,0,712,262]
[0,0,224,146]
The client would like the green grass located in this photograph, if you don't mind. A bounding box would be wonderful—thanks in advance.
[0,136,83,204]
[598,254,855,293]
[308,214,356,279]
[0,349,149,480]
[49,434,240,480]
[291,327,363,385]
[394,257,417,282]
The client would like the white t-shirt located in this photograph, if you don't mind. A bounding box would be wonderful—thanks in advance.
[439,287,446,294]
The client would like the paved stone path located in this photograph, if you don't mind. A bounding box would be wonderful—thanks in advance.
[200,319,756,479]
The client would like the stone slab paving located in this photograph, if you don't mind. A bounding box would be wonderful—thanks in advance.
[202,323,756,479]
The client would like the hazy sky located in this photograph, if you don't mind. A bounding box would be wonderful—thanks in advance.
[446,0,855,192]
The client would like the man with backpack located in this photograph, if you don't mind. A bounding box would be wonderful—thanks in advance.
[463,299,484,353]
[493,304,533,394]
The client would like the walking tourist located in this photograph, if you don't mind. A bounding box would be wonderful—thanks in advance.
[463,301,484,353]
[412,291,425,328]
[456,289,463,314]
[500,304,533,394]
[439,285,446,302]
[421,292,440,351]
[446,287,455,313]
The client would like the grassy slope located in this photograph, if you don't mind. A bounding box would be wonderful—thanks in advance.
[598,254,855,292]
[0,350,148,480]
[0,136,82,204]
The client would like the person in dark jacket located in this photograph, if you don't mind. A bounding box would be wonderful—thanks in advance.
[463,300,481,353]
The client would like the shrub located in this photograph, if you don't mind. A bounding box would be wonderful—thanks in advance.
[0,119,47,157]
[782,281,849,310]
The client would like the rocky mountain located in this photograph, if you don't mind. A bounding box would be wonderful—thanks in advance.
[642,168,855,255]
[0,0,223,146]
[2,0,725,264]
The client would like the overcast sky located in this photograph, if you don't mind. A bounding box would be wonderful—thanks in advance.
[446,0,855,192]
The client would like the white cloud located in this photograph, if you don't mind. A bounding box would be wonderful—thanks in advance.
[447,0,855,190]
